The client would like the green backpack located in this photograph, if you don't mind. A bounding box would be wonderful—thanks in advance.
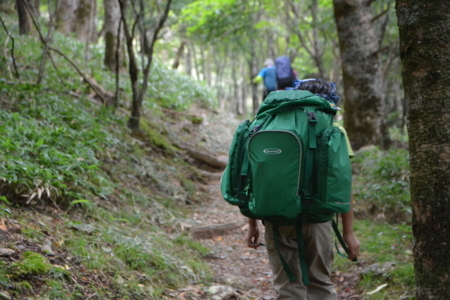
[221,90,353,284]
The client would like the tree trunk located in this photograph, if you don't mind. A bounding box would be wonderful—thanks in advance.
[171,41,185,69]
[249,48,259,115]
[74,0,96,43]
[55,0,77,36]
[396,1,450,299]
[231,54,241,115]
[184,43,192,76]
[32,0,38,15]
[16,0,31,35]
[333,0,390,150]
[104,0,125,72]
[240,58,247,116]
[119,0,172,130]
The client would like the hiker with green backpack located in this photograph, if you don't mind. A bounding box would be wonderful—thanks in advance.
[221,79,360,300]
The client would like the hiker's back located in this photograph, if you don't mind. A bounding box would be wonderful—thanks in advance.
[264,66,277,92]
[221,90,352,224]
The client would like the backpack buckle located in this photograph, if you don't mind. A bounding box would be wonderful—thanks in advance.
[306,111,317,124]
[302,192,312,204]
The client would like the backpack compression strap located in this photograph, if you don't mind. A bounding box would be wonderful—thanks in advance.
[300,109,317,221]
[273,224,310,285]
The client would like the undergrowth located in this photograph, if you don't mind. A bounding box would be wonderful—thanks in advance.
[0,13,215,299]
[334,143,414,299]
[352,146,410,223]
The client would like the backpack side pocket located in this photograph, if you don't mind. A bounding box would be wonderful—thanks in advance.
[312,126,352,216]
[221,120,251,205]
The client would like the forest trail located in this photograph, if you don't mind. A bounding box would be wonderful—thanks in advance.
[165,177,362,299]
[164,177,277,299]
[161,109,361,299]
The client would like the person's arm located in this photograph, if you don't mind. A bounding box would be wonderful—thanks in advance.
[245,218,260,249]
[341,196,360,260]
[253,75,263,84]
[252,68,267,84]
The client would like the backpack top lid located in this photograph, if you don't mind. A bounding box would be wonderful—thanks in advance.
[275,56,292,79]
[257,90,339,119]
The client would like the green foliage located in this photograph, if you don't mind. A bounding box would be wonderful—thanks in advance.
[61,225,211,298]
[174,234,210,256]
[335,220,414,299]
[10,251,52,277]
[145,59,216,110]
[0,90,117,205]
[0,261,12,290]
[352,147,410,222]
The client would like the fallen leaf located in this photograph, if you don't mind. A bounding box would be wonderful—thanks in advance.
[366,283,388,295]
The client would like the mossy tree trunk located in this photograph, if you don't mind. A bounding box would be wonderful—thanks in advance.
[396,1,450,299]
[56,0,96,43]
[104,0,125,73]
[74,0,97,44]
[55,0,77,36]
[333,0,390,151]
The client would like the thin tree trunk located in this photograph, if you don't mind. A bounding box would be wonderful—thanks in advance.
[240,58,247,116]
[104,0,124,73]
[37,0,58,84]
[184,42,192,76]
[16,0,31,34]
[231,53,240,115]
[119,0,172,130]
[249,48,259,115]
[172,41,185,69]
[189,43,200,80]
[396,1,450,299]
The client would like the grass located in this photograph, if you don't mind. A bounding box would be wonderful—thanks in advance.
[334,220,415,299]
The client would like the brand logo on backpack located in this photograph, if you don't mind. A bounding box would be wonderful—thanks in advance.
[263,148,282,155]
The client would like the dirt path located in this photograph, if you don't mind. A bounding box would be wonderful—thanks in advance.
[193,179,277,299]
[163,178,277,299]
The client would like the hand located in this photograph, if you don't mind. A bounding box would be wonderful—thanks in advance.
[245,219,260,249]
[343,231,360,260]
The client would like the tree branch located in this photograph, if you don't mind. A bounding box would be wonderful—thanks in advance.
[372,7,389,23]
[47,47,106,103]
[0,15,19,79]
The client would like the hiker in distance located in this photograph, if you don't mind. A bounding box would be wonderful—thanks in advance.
[253,56,298,101]
[245,79,360,300]
[253,58,278,101]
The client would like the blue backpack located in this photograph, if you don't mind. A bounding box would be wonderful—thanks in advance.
[275,56,296,89]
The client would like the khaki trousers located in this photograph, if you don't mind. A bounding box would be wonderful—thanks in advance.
[264,221,337,300]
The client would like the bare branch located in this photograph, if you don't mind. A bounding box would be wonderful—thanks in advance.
[47,47,106,103]
[141,0,172,92]
[0,15,20,79]
[372,7,390,23]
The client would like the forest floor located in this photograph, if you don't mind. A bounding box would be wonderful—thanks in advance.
[165,177,363,300]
